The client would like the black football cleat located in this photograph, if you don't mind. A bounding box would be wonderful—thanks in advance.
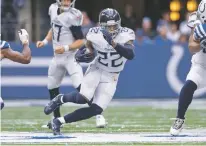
[51,118,62,135]
[44,94,63,115]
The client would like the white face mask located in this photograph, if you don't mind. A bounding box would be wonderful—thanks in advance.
[56,0,76,12]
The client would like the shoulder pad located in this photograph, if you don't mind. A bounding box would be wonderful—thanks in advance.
[86,27,101,42]
[48,3,57,16]
[86,27,101,41]
[0,41,10,50]
[68,8,83,26]
[119,27,135,42]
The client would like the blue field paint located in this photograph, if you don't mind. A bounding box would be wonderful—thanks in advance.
[30,135,76,139]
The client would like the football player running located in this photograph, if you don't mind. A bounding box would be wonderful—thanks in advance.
[36,0,106,129]
[44,8,135,135]
[170,0,206,136]
[0,29,31,110]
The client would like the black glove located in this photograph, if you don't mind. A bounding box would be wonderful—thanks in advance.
[75,47,95,63]
[101,29,113,45]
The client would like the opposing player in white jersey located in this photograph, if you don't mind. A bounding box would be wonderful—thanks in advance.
[36,0,106,128]
[44,8,135,135]
[170,0,206,136]
[0,29,31,110]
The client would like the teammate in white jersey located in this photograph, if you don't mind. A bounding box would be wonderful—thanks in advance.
[36,0,106,129]
[0,29,31,110]
[170,0,206,136]
[44,8,135,135]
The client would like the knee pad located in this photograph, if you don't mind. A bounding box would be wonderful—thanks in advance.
[77,93,92,106]
[182,80,197,93]
[90,104,103,115]
[74,92,87,104]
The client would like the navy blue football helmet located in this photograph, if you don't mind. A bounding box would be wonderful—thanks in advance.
[99,8,121,38]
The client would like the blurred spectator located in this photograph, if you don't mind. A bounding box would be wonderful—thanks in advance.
[13,0,25,8]
[179,12,191,36]
[121,4,137,30]
[167,22,180,42]
[178,34,188,44]
[155,24,169,42]
[1,0,18,41]
[81,11,95,37]
[136,17,156,39]
[2,12,18,41]
[157,10,170,31]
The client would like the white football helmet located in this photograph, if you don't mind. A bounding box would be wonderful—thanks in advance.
[56,0,76,12]
[197,0,206,23]
[18,29,29,45]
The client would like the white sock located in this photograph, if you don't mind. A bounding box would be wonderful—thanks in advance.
[58,117,66,124]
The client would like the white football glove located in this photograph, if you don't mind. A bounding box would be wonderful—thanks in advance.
[187,11,202,29]
[18,29,29,45]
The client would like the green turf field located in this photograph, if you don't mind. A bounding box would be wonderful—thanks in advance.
[1,103,206,145]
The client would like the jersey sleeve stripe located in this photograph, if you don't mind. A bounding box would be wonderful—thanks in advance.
[194,26,202,40]
[199,24,206,37]
[196,25,204,38]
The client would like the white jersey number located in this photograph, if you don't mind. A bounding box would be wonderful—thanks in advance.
[52,23,63,42]
[98,51,123,68]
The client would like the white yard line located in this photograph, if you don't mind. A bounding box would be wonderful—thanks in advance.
[1,131,206,143]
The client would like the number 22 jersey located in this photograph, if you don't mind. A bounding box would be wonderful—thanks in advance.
[86,27,135,73]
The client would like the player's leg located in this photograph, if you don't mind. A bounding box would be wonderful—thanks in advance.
[65,58,83,92]
[93,72,118,128]
[0,97,5,110]
[44,66,101,135]
[59,71,117,124]
[47,58,66,118]
[170,64,205,135]
[44,65,96,115]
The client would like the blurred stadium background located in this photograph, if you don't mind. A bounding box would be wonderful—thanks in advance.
[1,0,206,145]
[1,0,206,99]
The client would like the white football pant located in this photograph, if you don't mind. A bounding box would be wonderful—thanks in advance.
[80,64,119,110]
[47,53,83,90]
[186,63,206,89]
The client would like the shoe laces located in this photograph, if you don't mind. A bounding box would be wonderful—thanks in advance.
[173,118,184,129]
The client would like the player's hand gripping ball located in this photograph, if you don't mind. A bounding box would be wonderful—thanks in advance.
[75,47,95,63]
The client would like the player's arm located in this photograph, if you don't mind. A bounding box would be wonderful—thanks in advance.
[68,25,84,50]
[2,44,31,64]
[188,28,200,54]
[111,41,135,60]
[36,28,53,48]
[55,26,84,54]
[75,40,95,63]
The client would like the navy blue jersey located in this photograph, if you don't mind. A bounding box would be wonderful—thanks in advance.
[0,40,10,50]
